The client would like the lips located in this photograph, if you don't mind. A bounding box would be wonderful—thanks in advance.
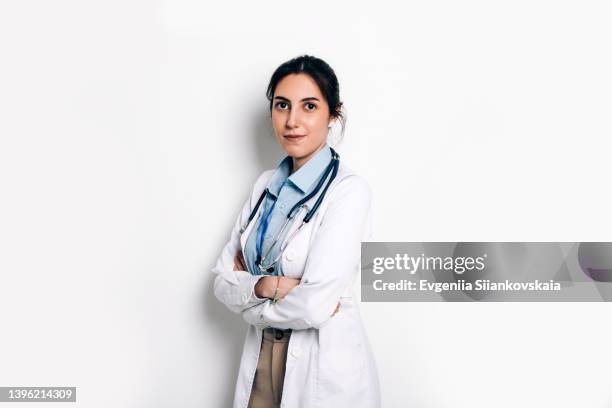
[284,134,306,141]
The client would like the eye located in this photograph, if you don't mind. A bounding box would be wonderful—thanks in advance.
[275,101,289,110]
[305,102,317,111]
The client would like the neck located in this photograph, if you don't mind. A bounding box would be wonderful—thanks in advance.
[291,143,327,174]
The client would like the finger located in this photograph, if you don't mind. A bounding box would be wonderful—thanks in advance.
[237,251,247,269]
[234,250,247,270]
[233,255,242,271]
[331,302,339,316]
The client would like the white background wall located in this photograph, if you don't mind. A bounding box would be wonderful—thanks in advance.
[1,0,611,407]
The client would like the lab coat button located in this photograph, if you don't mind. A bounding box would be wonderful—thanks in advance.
[291,347,301,358]
[285,250,295,262]
[241,294,248,303]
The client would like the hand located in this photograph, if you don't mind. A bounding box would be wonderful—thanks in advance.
[255,276,300,299]
[331,301,341,317]
[276,276,300,299]
[233,250,247,272]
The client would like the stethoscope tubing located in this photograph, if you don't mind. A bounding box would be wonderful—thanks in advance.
[239,148,340,273]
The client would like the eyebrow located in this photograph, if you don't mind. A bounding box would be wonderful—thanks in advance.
[273,96,321,102]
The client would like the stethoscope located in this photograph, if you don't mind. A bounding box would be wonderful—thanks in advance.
[239,148,340,274]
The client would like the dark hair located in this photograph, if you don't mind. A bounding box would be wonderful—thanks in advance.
[266,55,346,139]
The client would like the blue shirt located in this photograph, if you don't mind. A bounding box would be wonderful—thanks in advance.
[244,145,333,277]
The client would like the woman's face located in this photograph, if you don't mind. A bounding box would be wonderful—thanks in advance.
[271,73,335,172]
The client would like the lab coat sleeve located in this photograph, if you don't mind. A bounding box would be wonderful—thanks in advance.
[241,175,371,330]
[212,173,270,314]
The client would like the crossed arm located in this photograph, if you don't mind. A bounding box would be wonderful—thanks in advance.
[232,250,340,317]
[213,175,370,330]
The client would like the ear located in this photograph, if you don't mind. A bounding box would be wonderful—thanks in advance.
[328,117,337,128]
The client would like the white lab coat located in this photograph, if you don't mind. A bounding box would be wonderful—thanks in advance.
[212,162,381,408]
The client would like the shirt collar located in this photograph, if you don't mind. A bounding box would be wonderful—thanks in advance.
[266,145,332,197]
[288,145,332,193]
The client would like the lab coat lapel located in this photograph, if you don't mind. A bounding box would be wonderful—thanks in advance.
[240,196,264,256]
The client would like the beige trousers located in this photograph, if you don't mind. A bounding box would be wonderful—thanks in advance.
[247,328,291,408]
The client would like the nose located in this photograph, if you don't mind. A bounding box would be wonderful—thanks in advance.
[286,109,300,128]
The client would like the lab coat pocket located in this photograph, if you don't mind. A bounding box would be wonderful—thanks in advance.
[316,311,367,394]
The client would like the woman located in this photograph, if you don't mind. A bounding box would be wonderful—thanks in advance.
[212,55,381,408]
